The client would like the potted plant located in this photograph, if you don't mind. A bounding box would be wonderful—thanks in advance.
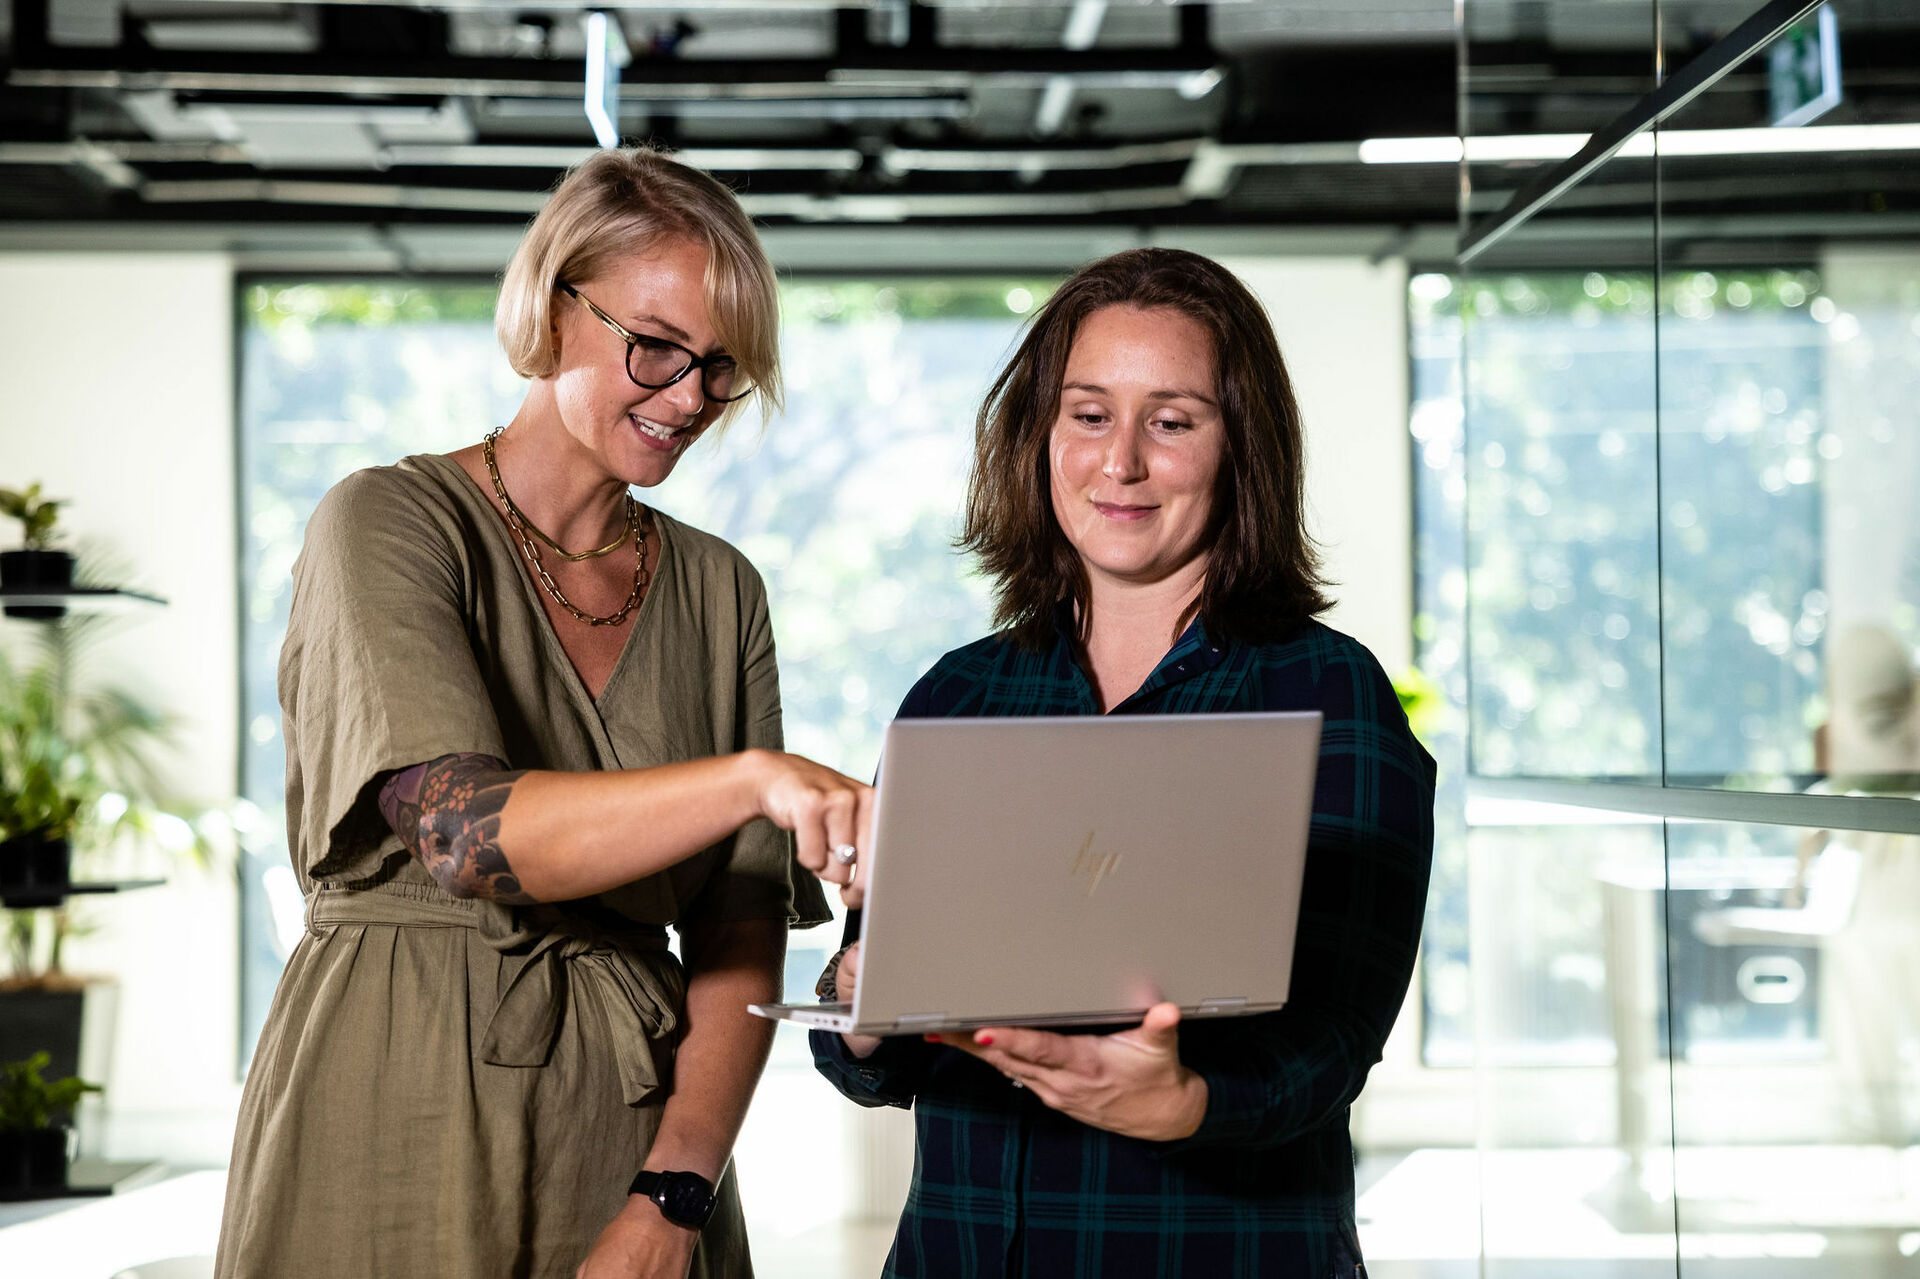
[0,617,214,1088]
[0,762,82,900]
[1393,665,1448,750]
[0,1051,101,1194]
[0,709,85,901]
[0,484,73,595]
[0,624,97,905]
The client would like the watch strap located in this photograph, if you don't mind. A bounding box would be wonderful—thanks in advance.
[627,1168,717,1228]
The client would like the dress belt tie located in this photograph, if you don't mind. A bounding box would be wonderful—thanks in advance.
[306,882,682,1107]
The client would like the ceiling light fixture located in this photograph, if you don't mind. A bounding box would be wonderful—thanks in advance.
[1360,121,1920,164]
[583,11,630,150]
[1176,67,1225,102]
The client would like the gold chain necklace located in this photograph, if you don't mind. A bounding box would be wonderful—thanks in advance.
[483,429,650,628]
[484,429,632,561]
[526,516,629,562]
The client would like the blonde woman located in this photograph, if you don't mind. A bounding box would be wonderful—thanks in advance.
[218,149,869,1279]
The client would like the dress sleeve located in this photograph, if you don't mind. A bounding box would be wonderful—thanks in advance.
[280,468,508,885]
[1162,639,1436,1152]
[676,561,833,930]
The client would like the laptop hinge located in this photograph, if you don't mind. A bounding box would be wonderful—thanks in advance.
[1197,997,1249,1014]
[894,1013,949,1028]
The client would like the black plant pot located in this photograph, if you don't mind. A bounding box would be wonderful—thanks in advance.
[0,1126,70,1195]
[0,836,71,894]
[0,549,74,592]
[0,549,75,620]
[0,987,86,1089]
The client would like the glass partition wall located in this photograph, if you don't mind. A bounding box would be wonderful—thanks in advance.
[1456,0,1920,1273]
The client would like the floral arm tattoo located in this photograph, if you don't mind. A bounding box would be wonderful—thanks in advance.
[377,752,534,903]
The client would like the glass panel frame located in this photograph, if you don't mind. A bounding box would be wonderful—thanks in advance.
[1455,0,1920,1273]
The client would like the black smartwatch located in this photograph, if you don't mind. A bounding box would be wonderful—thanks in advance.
[628,1168,717,1229]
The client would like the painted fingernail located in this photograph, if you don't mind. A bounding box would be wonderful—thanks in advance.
[976,1033,995,1046]
[923,1034,941,1043]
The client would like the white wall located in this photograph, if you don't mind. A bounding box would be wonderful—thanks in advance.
[1220,256,1414,675]
[0,253,242,1164]
[1209,257,1447,1144]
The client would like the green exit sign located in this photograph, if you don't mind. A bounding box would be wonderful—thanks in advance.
[1769,5,1842,129]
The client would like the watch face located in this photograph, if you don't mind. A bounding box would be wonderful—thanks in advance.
[657,1172,716,1226]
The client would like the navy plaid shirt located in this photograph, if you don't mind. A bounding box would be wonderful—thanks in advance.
[812,612,1436,1278]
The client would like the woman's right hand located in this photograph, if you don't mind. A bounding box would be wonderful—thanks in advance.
[832,942,884,1059]
[745,750,874,906]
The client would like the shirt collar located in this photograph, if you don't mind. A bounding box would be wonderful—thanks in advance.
[1048,598,1232,709]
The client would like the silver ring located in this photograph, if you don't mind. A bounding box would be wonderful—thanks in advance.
[1010,1078,1025,1089]
[831,843,858,867]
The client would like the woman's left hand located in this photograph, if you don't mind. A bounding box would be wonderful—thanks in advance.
[931,1002,1209,1142]
[575,1198,698,1279]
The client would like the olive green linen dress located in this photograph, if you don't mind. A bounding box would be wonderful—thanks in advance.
[216,453,830,1279]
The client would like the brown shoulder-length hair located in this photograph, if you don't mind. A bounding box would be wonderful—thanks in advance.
[960,247,1331,649]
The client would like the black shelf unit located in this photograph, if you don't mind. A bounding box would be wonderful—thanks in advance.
[0,587,168,621]
[0,879,167,911]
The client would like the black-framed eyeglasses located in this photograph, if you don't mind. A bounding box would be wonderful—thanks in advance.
[559,282,754,404]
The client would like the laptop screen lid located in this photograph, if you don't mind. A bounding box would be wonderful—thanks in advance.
[839,711,1321,1035]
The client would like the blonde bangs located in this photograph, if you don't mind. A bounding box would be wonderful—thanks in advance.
[697,223,782,427]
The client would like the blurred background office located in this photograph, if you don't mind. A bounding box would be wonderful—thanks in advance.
[0,0,1916,1275]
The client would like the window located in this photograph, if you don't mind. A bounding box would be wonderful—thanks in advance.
[1447,1,1920,1261]
[1408,262,1897,1067]
[238,275,1049,1048]
[237,280,521,1048]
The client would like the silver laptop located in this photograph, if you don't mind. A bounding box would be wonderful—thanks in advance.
[750,711,1322,1036]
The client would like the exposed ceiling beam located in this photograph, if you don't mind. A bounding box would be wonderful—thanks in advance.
[120,0,909,8]
[2,133,1396,189]
[127,175,1201,221]
[0,220,1471,275]
[8,65,1219,94]
[379,143,867,170]
[880,137,1200,174]
[480,94,971,121]
[7,0,1224,98]
[8,68,978,98]
[0,137,1359,164]
[1179,140,1362,198]
[0,136,1212,174]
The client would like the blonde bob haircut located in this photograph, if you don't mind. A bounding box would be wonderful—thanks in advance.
[496,146,782,422]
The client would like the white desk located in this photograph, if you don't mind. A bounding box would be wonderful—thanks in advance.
[0,1167,222,1279]
[1599,857,1810,1178]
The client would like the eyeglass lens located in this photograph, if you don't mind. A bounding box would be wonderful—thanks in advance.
[629,342,744,402]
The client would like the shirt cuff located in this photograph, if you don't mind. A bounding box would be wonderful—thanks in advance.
[810,1027,922,1102]
[1158,1064,1264,1151]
